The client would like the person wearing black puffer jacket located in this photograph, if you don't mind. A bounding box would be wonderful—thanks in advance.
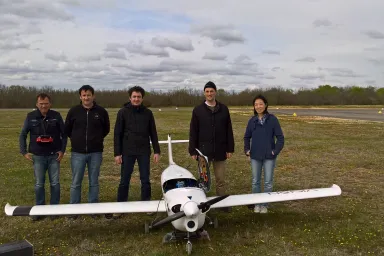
[64,85,110,219]
[109,86,160,219]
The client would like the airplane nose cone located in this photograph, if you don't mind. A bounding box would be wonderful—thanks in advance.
[183,201,199,217]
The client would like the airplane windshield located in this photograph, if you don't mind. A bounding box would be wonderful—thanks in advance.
[163,178,198,193]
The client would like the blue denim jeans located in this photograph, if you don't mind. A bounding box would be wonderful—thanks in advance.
[32,154,60,205]
[70,152,102,204]
[251,158,276,207]
[117,155,151,202]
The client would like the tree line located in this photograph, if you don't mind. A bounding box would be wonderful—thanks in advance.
[0,84,384,108]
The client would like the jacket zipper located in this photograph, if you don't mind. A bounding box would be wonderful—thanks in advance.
[86,110,89,153]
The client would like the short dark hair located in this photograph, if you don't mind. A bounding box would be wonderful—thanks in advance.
[78,85,94,95]
[128,86,145,98]
[36,93,51,102]
[252,94,269,115]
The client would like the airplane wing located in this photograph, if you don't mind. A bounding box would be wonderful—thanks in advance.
[207,184,341,208]
[5,200,167,216]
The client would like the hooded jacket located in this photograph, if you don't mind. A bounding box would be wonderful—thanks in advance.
[114,102,160,156]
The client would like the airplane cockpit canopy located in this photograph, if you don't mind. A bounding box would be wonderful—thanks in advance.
[163,178,198,193]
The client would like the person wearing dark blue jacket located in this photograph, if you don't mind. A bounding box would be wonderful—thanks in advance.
[244,94,284,214]
[19,93,67,221]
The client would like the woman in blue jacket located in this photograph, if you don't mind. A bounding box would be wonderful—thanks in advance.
[244,94,284,213]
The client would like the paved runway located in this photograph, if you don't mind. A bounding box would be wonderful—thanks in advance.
[270,108,384,122]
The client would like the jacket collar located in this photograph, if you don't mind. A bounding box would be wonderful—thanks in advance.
[79,101,97,110]
[202,100,221,113]
[124,101,145,111]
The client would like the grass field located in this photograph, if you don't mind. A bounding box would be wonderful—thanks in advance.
[0,107,383,256]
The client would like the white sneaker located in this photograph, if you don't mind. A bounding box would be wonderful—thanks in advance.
[254,205,261,213]
[260,206,268,214]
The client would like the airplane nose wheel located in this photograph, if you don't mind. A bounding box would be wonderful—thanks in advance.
[186,232,192,255]
[186,241,192,255]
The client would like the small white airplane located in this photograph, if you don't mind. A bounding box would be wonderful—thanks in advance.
[5,135,342,255]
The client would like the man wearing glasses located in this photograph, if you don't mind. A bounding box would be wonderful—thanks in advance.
[19,93,67,221]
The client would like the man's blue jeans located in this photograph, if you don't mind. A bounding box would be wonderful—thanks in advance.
[70,152,102,204]
[251,158,276,207]
[117,155,151,202]
[32,154,60,205]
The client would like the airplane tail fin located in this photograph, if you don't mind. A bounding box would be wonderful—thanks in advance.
[156,135,189,165]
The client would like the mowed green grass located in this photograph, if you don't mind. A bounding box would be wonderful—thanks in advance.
[0,107,383,256]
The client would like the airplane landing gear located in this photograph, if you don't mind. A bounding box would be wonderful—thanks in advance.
[206,215,219,228]
[186,240,192,255]
[186,232,192,255]
[144,221,150,234]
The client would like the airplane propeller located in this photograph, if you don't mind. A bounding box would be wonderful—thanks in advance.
[151,195,229,228]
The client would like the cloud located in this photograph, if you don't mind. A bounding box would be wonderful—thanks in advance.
[202,52,227,61]
[77,55,102,62]
[0,0,73,21]
[151,36,194,52]
[0,15,20,29]
[362,30,384,39]
[125,41,169,57]
[0,39,29,50]
[365,80,376,85]
[103,51,127,60]
[296,57,316,62]
[313,19,333,27]
[368,58,384,66]
[1,0,383,90]
[45,52,68,62]
[324,68,365,78]
[160,75,186,83]
[291,68,325,80]
[262,50,280,55]
[191,24,245,47]
[364,46,382,51]
[233,55,255,65]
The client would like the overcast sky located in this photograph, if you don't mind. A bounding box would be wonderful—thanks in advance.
[1,0,383,91]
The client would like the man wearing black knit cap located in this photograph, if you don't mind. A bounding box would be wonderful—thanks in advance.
[189,81,235,211]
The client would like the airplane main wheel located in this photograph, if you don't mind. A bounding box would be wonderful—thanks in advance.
[144,221,150,234]
[213,217,218,228]
[186,241,192,255]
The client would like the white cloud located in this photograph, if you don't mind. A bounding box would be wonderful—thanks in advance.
[362,30,384,39]
[151,36,194,52]
[296,57,316,62]
[313,19,333,27]
[45,52,68,62]
[125,41,169,57]
[0,39,30,50]
[202,52,227,61]
[191,24,245,47]
[1,0,383,90]
[262,50,280,55]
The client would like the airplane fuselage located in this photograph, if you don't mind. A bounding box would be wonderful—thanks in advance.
[161,164,208,232]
